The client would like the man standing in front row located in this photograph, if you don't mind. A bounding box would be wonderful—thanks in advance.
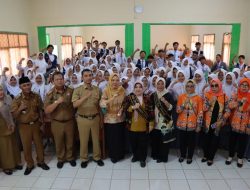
[11,77,50,175]
[72,69,104,168]
[44,71,76,169]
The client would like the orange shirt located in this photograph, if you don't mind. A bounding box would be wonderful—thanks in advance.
[203,92,230,131]
[229,93,250,134]
[176,94,203,131]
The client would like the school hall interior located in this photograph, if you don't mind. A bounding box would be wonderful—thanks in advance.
[1,0,250,190]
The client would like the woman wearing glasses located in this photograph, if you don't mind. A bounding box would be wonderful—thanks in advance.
[176,80,203,164]
[225,78,250,167]
[202,79,230,166]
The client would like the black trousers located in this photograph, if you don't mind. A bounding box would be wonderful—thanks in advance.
[150,129,170,161]
[105,122,125,161]
[229,131,248,159]
[203,129,220,161]
[129,131,148,162]
[179,130,196,159]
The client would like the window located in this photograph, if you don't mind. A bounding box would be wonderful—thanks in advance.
[75,36,83,54]
[222,33,231,64]
[0,33,29,74]
[203,34,215,61]
[61,36,72,60]
[46,34,50,46]
[191,35,199,51]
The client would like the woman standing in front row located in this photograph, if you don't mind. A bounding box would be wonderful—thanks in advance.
[225,78,250,168]
[202,79,230,166]
[0,85,22,175]
[150,77,175,163]
[100,73,126,163]
[176,80,203,164]
[122,81,153,167]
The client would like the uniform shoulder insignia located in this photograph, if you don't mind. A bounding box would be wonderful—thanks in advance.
[15,94,22,100]
[47,89,53,95]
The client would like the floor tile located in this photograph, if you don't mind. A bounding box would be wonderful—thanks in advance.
[90,179,110,190]
[32,177,55,188]
[131,169,148,179]
[187,179,209,190]
[168,179,190,190]
[207,179,230,190]
[167,170,186,179]
[149,179,170,190]
[51,178,73,189]
[130,179,149,190]
[110,179,130,190]
[71,178,92,190]
[94,169,112,179]
[184,170,204,179]
[148,170,167,180]
[225,179,249,190]
[111,170,130,180]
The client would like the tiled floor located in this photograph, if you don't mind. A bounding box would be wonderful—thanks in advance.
[1,149,250,190]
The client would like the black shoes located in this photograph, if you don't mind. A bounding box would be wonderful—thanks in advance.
[94,159,104,167]
[179,157,184,163]
[37,163,50,170]
[81,161,88,168]
[131,157,138,163]
[140,161,146,168]
[57,161,64,169]
[3,170,13,175]
[24,166,34,175]
[207,160,213,166]
[111,158,117,164]
[69,160,77,167]
[15,165,23,170]
[201,158,207,162]
[186,159,192,164]
[237,159,243,168]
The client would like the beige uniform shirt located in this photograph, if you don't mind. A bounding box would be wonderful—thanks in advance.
[72,84,101,115]
[44,86,75,121]
[11,92,43,124]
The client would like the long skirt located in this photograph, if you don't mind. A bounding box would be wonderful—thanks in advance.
[0,133,21,170]
[104,122,125,161]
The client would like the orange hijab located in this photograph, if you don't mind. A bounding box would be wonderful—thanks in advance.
[208,79,224,97]
[238,78,250,111]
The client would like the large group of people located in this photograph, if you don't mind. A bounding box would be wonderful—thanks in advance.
[1,38,250,176]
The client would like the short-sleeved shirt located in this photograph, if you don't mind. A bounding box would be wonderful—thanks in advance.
[72,84,101,115]
[11,92,43,123]
[44,86,74,121]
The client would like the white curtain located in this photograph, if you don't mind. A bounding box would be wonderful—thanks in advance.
[203,34,215,61]
[191,35,199,51]
[0,33,28,74]
[222,33,231,64]
[75,36,83,54]
[61,36,72,60]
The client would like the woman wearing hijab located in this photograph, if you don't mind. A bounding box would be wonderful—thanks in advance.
[149,77,175,163]
[1,70,22,99]
[176,80,203,164]
[148,75,158,93]
[243,71,250,79]
[69,73,81,89]
[225,78,250,167]
[202,79,230,166]
[193,69,206,97]
[202,73,217,96]
[100,73,126,163]
[32,73,47,102]
[122,81,153,167]
[169,70,187,100]
[16,58,34,78]
[140,76,152,98]
[223,72,237,99]
[34,52,50,74]
[217,69,227,83]
[0,85,22,175]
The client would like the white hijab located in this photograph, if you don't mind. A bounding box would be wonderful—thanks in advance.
[6,75,21,97]
[32,73,46,101]
[193,69,206,96]
[223,72,237,99]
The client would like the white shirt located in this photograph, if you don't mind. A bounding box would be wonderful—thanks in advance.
[197,61,211,73]
[167,50,183,62]
[115,53,127,64]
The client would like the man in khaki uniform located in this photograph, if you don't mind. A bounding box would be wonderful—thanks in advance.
[72,68,104,168]
[44,71,76,169]
[11,76,50,175]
